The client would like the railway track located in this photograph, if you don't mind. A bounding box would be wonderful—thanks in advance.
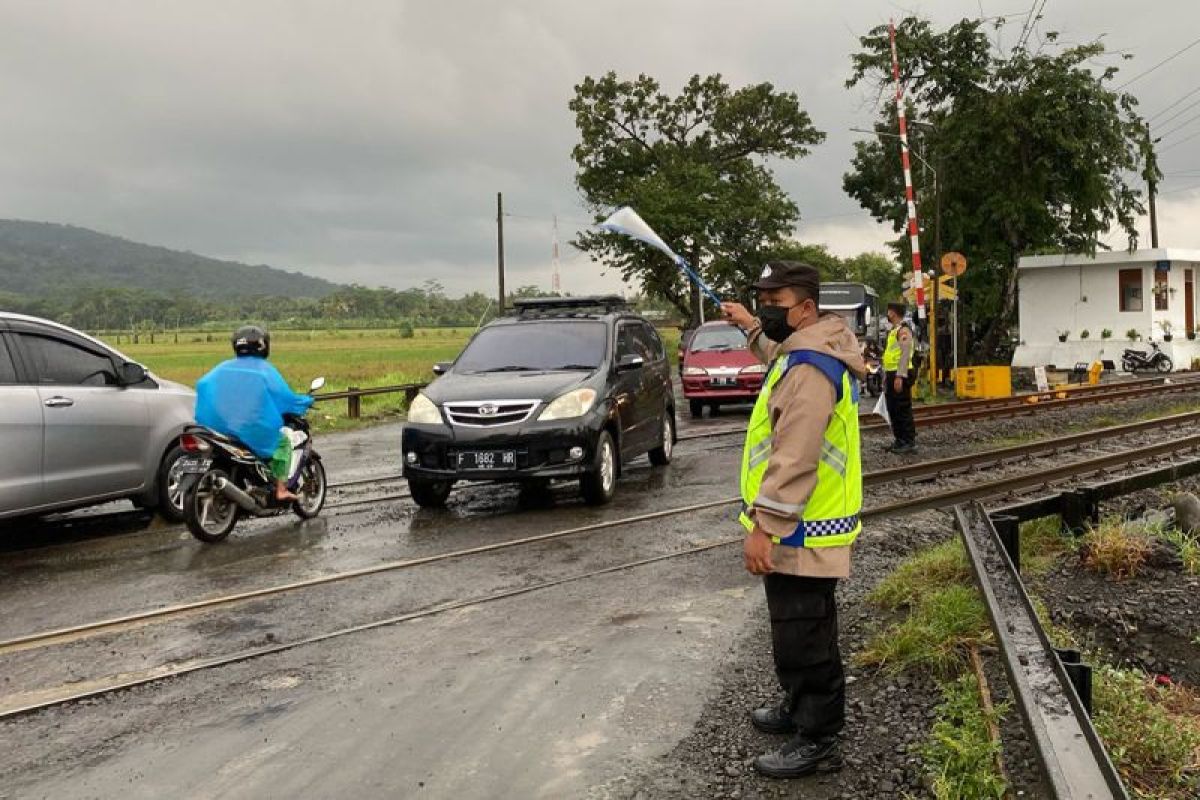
[16,374,1199,541]
[5,411,1200,720]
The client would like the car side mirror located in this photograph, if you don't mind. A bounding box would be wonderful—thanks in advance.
[617,354,645,372]
[310,376,326,392]
[119,361,148,385]
[432,362,451,376]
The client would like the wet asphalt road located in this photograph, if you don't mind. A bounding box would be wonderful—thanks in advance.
[0,404,782,799]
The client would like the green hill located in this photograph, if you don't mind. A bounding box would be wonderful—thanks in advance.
[0,219,339,300]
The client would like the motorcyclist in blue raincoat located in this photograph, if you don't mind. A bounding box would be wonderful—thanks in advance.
[195,326,314,502]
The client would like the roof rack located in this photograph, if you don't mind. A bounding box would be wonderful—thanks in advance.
[512,295,630,316]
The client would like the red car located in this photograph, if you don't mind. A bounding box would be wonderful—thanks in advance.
[680,322,766,417]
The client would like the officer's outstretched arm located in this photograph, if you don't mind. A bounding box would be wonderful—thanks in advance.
[747,324,777,365]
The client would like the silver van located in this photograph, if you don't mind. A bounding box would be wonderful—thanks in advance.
[0,313,195,523]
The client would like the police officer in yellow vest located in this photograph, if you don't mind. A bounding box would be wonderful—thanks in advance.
[883,302,918,453]
[721,261,867,779]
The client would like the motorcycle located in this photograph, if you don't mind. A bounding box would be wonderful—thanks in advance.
[178,377,329,543]
[1121,341,1173,374]
[862,341,883,397]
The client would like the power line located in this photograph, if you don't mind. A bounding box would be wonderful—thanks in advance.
[1115,35,1200,90]
[1150,94,1200,129]
[1147,83,1200,122]
[1158,108,1200,141]
[1159,127,1200,153]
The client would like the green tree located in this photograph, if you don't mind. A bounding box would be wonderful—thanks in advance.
[843,16,1148,357]
[569,72,824,324]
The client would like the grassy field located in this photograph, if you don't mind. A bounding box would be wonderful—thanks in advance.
[103,326,683,431]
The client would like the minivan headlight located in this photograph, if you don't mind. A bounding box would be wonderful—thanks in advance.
[407,394,443,424]
[538,388,597,421]
[683,366,708,376]
[740,363,768,374]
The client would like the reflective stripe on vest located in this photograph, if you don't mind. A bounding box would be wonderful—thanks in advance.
[882,325,914,372]
[738,349,863,548]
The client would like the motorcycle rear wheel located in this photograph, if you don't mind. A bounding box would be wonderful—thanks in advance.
[185,469,240,543]
[292,458,327,519]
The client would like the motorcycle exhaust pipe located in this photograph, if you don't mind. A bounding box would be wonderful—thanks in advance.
[214,477,274,517]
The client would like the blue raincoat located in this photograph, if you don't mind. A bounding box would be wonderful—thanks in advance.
[195,356,314,460]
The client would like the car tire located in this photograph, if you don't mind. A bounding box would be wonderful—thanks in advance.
[580,431,618,505]
[156,445,188,523]
[409,477,453,508]
[689,399,704,418]
[648,413,675,466]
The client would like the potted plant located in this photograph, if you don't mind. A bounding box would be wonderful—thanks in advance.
[1126,328,1141,343]
[1158,320,1174,342]
[1057,329,1069,342]
[1079,329,1090,340]
[1101,328,1113,340]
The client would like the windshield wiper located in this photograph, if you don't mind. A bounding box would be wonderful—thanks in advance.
[552,364,598,371]
[478,365,537,373]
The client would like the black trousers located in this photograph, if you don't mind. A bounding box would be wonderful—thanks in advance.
[884,371,917,445]
[764,573,844,738]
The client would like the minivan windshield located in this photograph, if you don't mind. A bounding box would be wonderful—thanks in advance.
[455,321,608,373]
[689,326,747,352]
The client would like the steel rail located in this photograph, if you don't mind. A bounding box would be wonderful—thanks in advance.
[7,425,1200,657]
[8,436,1200,721]
[955,503,1129,799]
[0,538,741,720]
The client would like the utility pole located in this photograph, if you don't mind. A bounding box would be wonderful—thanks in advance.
[552,214,561,293]
[496,192,506,314]
[1146,123,1160,248]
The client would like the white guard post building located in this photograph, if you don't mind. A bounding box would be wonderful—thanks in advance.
[1012,249,1200,372]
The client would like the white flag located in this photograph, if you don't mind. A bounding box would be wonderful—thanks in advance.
[872,391,890,424]
[597,206,682,263]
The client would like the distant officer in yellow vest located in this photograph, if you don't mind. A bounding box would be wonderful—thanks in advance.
[720,261,867,780]
[882,302,918,453]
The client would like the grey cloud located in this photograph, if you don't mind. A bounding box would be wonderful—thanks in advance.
[0,1,1197,297]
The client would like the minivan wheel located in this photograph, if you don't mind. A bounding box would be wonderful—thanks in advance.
[409,478,453,508]
[157,445,188,523]
[580,431,618,505]
[648,413,675,466]
[689,399,704,418]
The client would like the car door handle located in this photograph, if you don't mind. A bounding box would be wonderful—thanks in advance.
[44,396,75,408]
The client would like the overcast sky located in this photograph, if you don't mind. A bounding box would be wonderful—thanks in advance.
[1,1,1198,297]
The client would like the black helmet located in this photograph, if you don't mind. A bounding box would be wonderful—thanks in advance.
[232,325,270,358]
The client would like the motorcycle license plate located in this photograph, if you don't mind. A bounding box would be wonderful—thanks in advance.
[710,377,738,387]
[177,456,212,474]
[456,450,517,471]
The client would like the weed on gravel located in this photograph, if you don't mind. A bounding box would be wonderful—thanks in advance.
[1092,665,1200,799]
[1159,528,1200,575]
[1081,518,1155,578]
[922,673,1009,800]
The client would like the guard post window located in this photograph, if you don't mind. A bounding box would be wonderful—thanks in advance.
[1119,268,1143,312]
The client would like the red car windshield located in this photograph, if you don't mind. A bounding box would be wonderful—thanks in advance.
[689,327,747,352]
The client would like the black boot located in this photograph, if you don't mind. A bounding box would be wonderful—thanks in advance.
[754,736,843,779]
[750,704,797,735]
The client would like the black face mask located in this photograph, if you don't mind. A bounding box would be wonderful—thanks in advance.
[759,304,797,343]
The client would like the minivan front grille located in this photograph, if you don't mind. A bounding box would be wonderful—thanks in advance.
[443,400,540,427]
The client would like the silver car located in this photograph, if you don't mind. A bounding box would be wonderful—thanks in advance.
[0,312,195,523]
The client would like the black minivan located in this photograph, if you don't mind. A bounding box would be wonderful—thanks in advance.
[401,296,676,506]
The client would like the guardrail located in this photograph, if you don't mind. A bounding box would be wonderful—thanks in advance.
[313,383,428,419]
[955,502,1130,799]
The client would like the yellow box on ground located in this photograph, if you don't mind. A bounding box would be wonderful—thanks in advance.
[954,366,1012,399]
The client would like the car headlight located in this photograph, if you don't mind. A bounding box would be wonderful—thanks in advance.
[740,363,768,374]
[683,366,708,376]
[538,388,597,421]
[407,393,443,424]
